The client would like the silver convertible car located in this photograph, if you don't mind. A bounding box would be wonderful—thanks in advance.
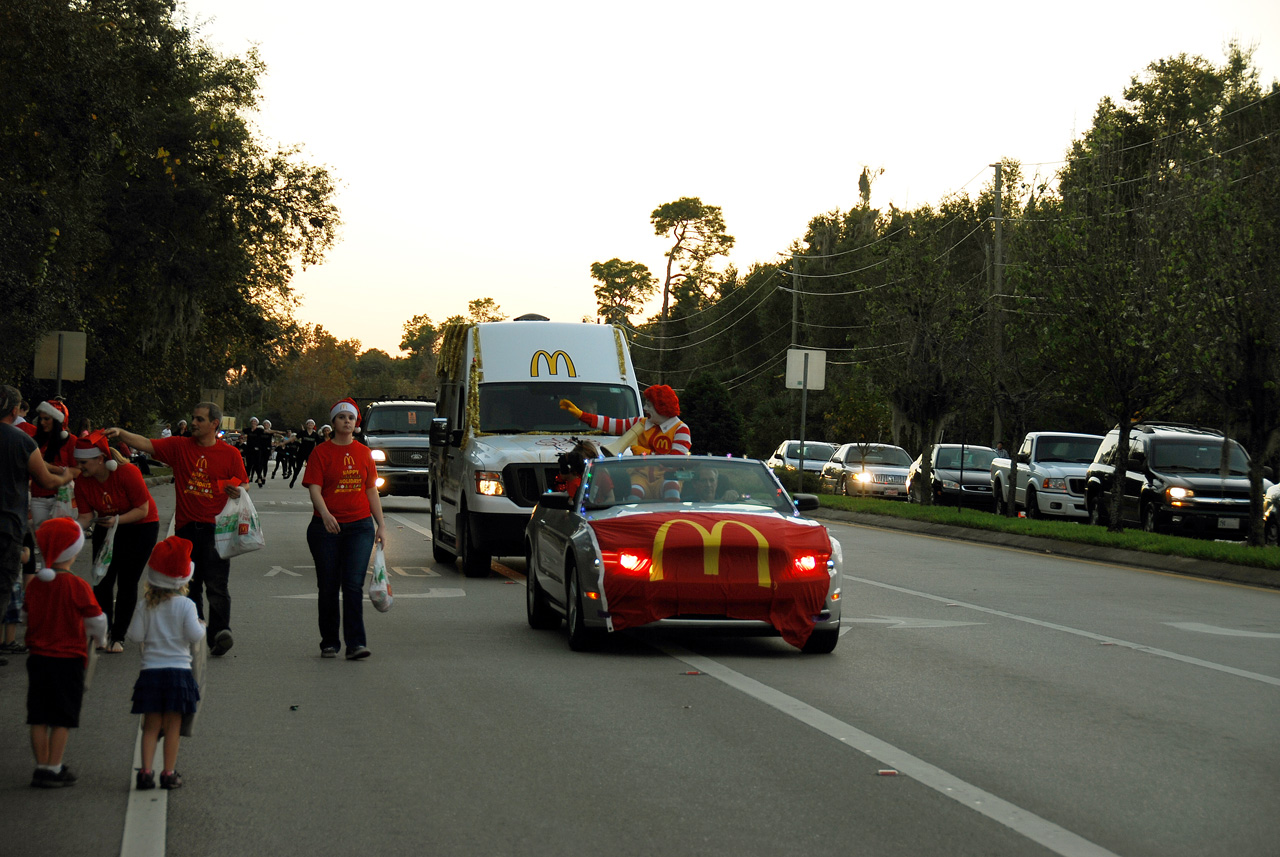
[524,455,843,653]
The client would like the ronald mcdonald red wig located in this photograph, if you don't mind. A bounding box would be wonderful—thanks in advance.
[643,384,680,418]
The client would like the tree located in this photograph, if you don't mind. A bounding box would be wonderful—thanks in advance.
[0,0,340,427]
[651,197,735,321]
[679,374,744,456]
[467,298,506,323]
[590,258,656,326]
[400,313,439,388]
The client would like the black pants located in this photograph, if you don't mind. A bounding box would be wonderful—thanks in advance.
[176,522,232,637]
[91,520,160,643]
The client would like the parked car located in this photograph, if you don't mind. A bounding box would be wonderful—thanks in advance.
[360,399,435,497]
[1084,422,1267,537]
[766,440,838,473]
[907,444,999,508]
[524,455,843,653]
[1264,484,1280,545]
[819,443,912,499]
[990,432,1103,519]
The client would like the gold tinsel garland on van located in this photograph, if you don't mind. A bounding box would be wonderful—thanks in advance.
[437,324,471,379]
[465,326,482,442]
[613,326,628,380]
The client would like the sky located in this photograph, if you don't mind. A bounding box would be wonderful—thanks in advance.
[178,0,1279,356]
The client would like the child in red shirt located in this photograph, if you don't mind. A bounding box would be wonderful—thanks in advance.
[25,517,107,788]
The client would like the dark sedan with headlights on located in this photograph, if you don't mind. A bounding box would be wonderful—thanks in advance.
[524,456,843,654]
[907,444,999,508]
[818,442,913,499]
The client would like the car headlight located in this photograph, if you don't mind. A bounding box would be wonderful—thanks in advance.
[941,479,960,490]
[855,471,873,483]
[475,470,505,496]
[1041,477,1066,491]
[1166,486,1193,503]
[370,449,387,462]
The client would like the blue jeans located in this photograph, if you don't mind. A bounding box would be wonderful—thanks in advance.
[307,516,375,653]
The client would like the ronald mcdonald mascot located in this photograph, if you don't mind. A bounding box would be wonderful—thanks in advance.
[559,385,691,500]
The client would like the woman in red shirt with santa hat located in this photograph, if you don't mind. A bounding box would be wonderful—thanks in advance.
[303,398,385,661]
[29,400,77,532]
[73,432,159,652]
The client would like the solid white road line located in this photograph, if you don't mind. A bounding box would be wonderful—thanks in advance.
[120,719,165,857]
[386,512,431,537]
[845,575,1280,688]
[660,644,1122,857]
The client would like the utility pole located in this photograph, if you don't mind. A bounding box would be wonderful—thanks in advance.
[991,162,1005,448]
[791,261,800,347]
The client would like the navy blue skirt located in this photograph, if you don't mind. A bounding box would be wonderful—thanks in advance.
[131,668,200,715]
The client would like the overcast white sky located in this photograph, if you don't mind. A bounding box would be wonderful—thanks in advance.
[179,0,1279,356]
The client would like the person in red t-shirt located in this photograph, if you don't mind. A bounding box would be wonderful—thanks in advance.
[26,517,107,788]
[107,402,248,657]
[303,398,385,660]
[73,432,159,652]
[29,400,77,533]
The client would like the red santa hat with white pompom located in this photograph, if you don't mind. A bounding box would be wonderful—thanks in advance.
[36,400,70,439]
[74,431,118,471]
[34,517,85,582]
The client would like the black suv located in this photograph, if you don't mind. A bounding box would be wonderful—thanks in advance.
[360,400,435,497]
[1084,423,1257,537]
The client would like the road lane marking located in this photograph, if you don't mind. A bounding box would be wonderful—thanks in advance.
[273,590,465,599]
[386,512,431,537]
[264,565,302,577]
[659,644,1122,857]
[846,575,1280,688]
[120,719,165,857]
[1165,622,1280,639]
[845,615,986,629]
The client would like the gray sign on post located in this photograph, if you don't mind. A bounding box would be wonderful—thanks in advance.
[33,331,87,396]
[785,348,826,390]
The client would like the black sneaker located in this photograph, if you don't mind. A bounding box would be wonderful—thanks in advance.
[210,629,234,657]
[160,771,183,789]
[136,769,155,790]
[320,646,337,658]
[32,767,77,788]
[345,646,371,660]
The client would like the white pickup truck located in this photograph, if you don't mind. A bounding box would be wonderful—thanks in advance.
[990,432,1103,519]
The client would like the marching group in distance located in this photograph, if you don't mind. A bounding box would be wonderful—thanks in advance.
[0,386,385,793]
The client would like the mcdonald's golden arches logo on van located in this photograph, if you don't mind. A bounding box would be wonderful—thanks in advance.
[530,350,576,377]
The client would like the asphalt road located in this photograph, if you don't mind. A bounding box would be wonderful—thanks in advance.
[3,478,1278,856]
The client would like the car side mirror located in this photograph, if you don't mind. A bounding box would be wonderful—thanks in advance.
[538,491,573,511]
[429,417,450,448]
[792,493,820,512]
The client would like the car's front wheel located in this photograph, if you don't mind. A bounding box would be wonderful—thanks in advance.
[1142,502,1161,534]
[526,542,560,630]
[458,503,491,578]
[801,625,839,654]
[1025,486,1039,519]
[994,481,1007,515]
[1266,515,1279,547]
[565,563,604,651]
[1088,494,1109,527]
[430,487,456,564]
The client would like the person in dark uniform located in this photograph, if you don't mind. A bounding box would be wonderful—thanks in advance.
[290,420,321,489]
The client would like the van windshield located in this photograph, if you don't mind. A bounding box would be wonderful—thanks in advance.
[363,405,435,435]
[478,383,640,433]
[1151,439,1250,475]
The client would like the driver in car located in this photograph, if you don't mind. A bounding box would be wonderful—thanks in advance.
[681,464,740,503]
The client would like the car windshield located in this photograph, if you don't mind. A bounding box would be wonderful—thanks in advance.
[583,459,793,513]
[1038,437,1102,463]
[785,442,836,460]
[1151,439,1250,475]
[935,447,997,470]
[363,405,435,435]
[479,382,639,433]
[850,446,912,466]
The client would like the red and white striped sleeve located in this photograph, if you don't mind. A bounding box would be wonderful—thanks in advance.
[579,412,643,436]
[671,420,692,455]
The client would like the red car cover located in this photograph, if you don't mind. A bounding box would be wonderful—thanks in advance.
[590,512,832,648]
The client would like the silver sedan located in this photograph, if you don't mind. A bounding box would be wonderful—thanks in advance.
[524,456,843,653]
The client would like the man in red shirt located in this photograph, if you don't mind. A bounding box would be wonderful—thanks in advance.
[107,402,248,657]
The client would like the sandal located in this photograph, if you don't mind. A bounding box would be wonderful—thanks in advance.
[106,641,124,653]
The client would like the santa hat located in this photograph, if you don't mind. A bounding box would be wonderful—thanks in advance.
[36,400,70,439]
[35,517,85,582]
[330,397,361,426]
[643,385,680,418]
[74,431,118,471]
[146,537,194,590]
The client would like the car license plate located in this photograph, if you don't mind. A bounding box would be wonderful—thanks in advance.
[884,488,899,496]
[1219,517,1241,530]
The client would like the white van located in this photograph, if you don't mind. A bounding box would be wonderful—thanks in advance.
[429,315,643,576]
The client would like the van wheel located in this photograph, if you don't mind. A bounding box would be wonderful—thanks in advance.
[1088,495,1109,527]
[1142,503,1161,534]
[458,504,491,578]
[430,489,455,564]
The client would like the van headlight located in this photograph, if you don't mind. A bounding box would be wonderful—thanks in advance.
[475,471,505,496]
[370,449,387,462]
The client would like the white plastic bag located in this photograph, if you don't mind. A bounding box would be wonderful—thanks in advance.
[89,521,117,585]
[213,490,265,559]
[51,482,76,519]
[369,545,393,613]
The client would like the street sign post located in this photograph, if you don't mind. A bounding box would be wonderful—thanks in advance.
[33,331,87,397]
[785,349,826,492]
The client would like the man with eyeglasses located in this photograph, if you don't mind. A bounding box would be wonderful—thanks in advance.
[107,403,248,657]
[681,464,740,503]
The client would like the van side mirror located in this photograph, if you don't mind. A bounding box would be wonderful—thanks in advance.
[429,417,451,448]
